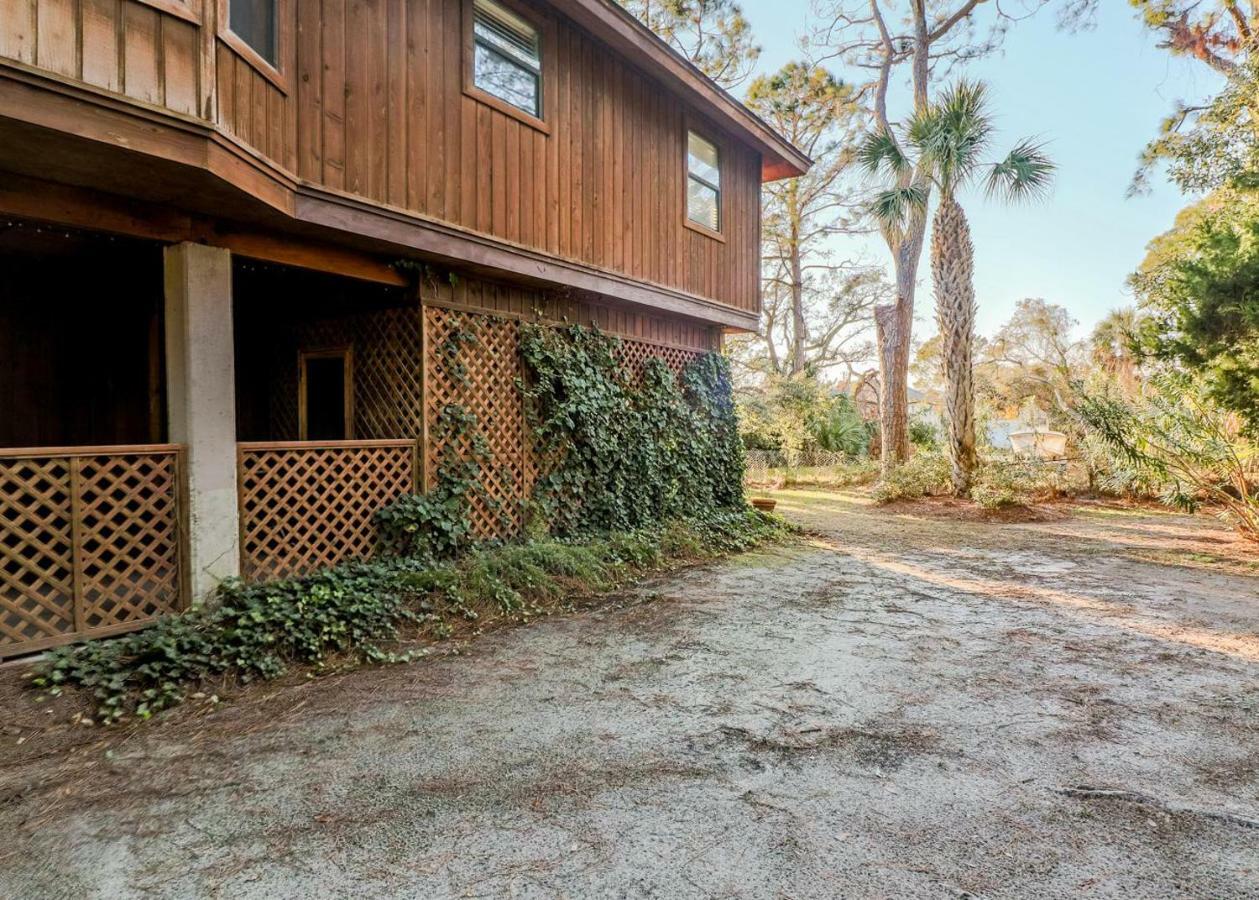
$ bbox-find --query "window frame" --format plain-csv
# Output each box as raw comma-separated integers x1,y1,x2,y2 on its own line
298,347,355,441
218,0,289,93
683,126,725,242
462,0,554,134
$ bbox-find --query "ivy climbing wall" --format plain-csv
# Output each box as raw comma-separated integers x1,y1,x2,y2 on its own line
419,271,719,539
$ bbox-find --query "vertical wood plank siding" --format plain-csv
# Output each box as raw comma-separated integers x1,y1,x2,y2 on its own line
0,0,762,313
295,0,762,312
2,0,204,116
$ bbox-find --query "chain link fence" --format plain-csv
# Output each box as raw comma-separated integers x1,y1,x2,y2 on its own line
744,449,875,487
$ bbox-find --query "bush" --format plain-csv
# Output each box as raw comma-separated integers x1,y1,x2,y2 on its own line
744,452,880,490
375,490,475,561
971,462,1068,509
32,510,791,723
872,451,952,502
909,417,940,450
874,453,1074,508
1076,371,1259,540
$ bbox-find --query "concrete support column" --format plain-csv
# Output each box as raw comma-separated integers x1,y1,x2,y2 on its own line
164,242,240,603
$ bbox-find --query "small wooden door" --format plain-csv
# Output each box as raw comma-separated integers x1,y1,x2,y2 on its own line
299,348,354,440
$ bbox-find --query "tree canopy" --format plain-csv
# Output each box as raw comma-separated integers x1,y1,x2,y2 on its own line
737,62,884,380
617,0,760,89
1132,190,1259,434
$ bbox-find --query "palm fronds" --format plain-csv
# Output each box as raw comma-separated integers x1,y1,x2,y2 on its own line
868,184,928,230
909,80,994,193
985,139,1057,203
856,129,910,180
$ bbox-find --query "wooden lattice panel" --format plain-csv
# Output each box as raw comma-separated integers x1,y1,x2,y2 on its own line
267,305,424,442
0,446,186,658
238,440,416,582
423,307,527,538
350,307,424,440
616,340,705,383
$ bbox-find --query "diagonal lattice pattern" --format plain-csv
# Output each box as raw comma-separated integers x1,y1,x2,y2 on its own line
422,309,709,540
238,441,417,582
423,307,528,538
268,305,424,443
616,339,704,384
0,447,185,658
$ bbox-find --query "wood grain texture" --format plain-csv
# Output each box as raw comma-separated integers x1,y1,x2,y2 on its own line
1,0,203,115
0,0,764,315
258,0,761,312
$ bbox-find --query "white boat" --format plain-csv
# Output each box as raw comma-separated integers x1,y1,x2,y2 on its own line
1008,429,1068,459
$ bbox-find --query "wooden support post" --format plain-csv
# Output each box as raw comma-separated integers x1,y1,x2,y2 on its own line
164,242,240,603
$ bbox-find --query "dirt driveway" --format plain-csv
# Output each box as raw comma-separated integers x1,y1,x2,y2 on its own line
2,491,1258,898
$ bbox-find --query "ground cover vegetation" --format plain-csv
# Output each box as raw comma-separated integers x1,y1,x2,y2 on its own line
32,326,784,723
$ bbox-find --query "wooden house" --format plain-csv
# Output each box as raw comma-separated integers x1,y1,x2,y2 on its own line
0,0,809,656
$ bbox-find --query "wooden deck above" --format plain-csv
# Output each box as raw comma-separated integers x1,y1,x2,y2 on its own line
0,0,807,329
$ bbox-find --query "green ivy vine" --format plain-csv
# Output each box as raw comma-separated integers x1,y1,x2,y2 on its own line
519,323,745,535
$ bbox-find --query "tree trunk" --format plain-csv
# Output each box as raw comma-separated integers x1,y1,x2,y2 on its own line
875,219,926,472
789,217,806,375
931,194,977,496
875,301,909,472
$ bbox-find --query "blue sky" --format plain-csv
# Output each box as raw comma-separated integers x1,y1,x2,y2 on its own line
733,0,1221,339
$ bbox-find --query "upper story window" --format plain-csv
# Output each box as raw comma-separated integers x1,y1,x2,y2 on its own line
686,131,721,233
229,0,278,66
472,0,542,118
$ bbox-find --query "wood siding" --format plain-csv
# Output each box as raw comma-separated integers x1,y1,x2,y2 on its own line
0,0,206,116
0,0,763,315
421,269,721,351
285,0,761,312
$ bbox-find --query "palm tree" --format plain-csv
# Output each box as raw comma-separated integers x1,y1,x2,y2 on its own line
860,81,1055,496
1090,307,1141,396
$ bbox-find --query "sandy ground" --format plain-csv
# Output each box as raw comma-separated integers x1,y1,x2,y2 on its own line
2,490,1258,898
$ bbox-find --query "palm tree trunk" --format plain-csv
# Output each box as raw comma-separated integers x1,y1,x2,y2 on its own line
931,194,977,496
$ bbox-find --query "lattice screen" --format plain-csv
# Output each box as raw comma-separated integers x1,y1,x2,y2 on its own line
421,307,712,540
237,441,417,582
268,305,423,442
423,306,529,538
616,339,705,383
0,447,185,657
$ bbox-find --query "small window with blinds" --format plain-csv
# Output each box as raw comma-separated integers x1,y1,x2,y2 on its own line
687,131,721,233
472,0,543,118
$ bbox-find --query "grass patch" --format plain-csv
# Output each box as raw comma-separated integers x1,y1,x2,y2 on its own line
30,508,791,724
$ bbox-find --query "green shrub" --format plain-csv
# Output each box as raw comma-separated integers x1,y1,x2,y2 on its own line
909,417,940,450
971,461,1068,509
32,510,790,723
872,452,952,502
375,491,475,561
875,452,1079,509
1077,371,1259,540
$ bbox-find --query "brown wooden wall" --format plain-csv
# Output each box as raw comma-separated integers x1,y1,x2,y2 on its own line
284,0,762,313
0,0,763,316
0,0,206,116
421,272,722,352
